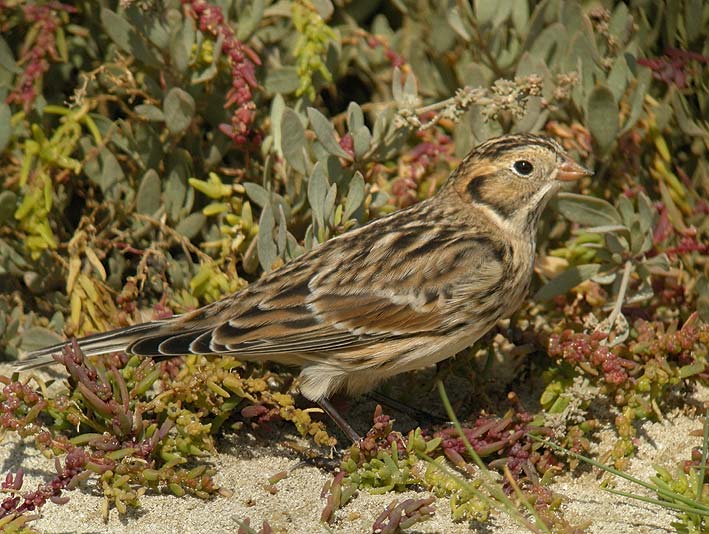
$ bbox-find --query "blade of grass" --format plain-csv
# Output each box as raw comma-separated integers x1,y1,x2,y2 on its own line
603,487,709,516
696,408,709,501
533,436,709,513
436,380,551,534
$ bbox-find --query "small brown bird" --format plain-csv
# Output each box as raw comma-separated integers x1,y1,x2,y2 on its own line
18,133,591,439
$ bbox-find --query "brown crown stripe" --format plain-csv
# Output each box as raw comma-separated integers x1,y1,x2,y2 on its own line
475,134,563,160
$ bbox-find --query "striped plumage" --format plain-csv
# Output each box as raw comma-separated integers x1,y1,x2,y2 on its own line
18,133,591,402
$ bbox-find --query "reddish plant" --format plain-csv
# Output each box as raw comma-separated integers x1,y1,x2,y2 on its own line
638,47,709,88
182,0,261,146
3,1,76,111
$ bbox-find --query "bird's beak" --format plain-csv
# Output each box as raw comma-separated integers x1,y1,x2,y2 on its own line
557,157,593,182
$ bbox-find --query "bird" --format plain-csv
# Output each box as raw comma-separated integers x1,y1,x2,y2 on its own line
17,133,591,440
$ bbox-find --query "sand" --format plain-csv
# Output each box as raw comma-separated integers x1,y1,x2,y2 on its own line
1,362,704,533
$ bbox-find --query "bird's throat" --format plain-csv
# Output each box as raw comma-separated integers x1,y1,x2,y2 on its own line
465,175,557,235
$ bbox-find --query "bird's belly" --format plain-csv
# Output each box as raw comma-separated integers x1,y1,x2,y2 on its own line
381,324,489,376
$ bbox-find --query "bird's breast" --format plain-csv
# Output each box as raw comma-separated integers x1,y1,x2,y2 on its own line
452,239,535,327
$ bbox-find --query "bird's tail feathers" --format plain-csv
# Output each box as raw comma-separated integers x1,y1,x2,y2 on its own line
14,321,171,371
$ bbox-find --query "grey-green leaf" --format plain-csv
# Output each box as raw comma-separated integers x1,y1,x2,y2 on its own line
163,88,195,135
98,149,124,194
281,108,307,174
312,0,334,19
0,36,20,73
324,182,337,225
264,67,300,95
19,327,64,353
0,103,11,152
352,126,372,160
344,172,365,221
617,195,635,227
276,204,288,256
346,102,364,131
257,203,278,272
137,169,162,214
474,0,496,24
100,8,161,68
586,85,619,153
243,182,270,208
170,16,194,73
175,212,206,240
164,150,191,221
308,162,328,230
637,192,654,235
135,104,165,122
534,264,602,301
605,233,628,255
447,6,471,40
0,190,17,225
557,192,622,226
307,107,352,160
620,68,650,135
270,94,285,158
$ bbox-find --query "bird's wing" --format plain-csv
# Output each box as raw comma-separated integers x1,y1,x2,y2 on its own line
134,220,508,360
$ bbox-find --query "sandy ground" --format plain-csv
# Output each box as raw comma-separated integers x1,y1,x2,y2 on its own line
1,362,705,534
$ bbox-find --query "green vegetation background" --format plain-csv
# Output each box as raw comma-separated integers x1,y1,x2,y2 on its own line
0,0,707,531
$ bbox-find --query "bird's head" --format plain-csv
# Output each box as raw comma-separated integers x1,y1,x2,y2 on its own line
447,133,592,233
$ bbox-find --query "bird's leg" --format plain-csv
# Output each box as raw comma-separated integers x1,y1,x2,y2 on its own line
317,398,361,443
366,391,446,426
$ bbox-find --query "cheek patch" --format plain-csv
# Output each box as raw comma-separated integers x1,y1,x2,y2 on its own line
466,175,532,219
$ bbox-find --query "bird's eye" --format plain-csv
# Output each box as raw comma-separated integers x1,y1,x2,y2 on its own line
513,160,534,176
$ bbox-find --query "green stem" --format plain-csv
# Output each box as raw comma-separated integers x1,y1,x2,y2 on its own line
604,260,633,335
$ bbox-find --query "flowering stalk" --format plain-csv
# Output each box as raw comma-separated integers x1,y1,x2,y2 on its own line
182,0,261,145
3,1,76,112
